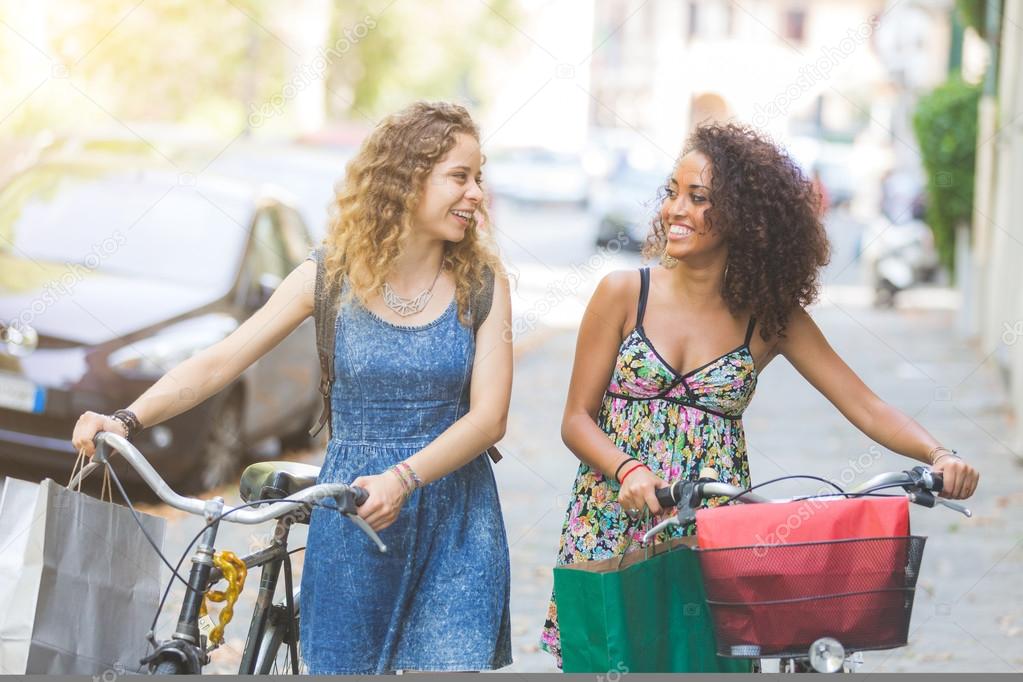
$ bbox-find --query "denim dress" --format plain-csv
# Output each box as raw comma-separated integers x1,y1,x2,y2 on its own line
299,285,512,674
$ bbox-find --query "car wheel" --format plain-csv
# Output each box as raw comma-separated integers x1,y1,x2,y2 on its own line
198,390,245,491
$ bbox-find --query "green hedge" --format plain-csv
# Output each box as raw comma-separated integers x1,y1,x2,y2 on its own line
912,75,981,272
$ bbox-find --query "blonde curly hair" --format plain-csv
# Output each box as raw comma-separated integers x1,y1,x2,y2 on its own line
322,101,504,326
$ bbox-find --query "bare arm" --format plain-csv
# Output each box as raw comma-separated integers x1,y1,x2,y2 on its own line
560,271,667,514
778,307,979,499
73,260,315,456
404,273,513,482
561,271,634,477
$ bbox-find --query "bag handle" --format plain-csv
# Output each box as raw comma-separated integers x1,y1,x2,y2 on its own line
68,447,114,502
616,511,670,569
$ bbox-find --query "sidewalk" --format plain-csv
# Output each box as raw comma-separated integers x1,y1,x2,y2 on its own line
497,283,1023,673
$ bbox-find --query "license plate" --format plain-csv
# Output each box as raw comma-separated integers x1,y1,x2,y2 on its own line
0,372,47,413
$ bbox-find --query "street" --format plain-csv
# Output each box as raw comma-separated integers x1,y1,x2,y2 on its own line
2,1,1020,675
126,202,1023,673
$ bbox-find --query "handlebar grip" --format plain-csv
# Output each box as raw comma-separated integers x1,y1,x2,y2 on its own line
352,486,369,507
655,485,676,510
929,471,943,493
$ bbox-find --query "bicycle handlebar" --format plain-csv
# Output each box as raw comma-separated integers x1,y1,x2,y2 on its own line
644,466,969,544
74,431,369,526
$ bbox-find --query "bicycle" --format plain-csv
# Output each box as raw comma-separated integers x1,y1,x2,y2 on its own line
69,431,386,674
643,466,972,673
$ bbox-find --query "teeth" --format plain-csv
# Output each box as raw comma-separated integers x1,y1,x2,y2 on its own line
669,224,693,236
452,210,472,220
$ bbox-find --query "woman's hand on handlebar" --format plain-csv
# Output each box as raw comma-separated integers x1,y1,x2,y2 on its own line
931,456,979,500
617,465,667,517
71,412,126,459
351,470,408,531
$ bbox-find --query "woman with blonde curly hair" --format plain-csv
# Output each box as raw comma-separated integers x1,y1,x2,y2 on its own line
72,101,513,673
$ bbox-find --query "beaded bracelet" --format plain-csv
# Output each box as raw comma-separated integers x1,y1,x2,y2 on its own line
397,461,423,489
110,409,143,441
389,466,413,499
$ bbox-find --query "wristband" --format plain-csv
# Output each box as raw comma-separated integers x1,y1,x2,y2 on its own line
614,457,636,483
111,409,143,441
397,461,423,489
388,466,413,500
618,463,647,485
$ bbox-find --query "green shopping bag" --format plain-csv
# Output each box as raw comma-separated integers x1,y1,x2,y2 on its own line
554,535,751,673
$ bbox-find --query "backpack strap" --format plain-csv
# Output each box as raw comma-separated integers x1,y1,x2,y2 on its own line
470,264,496,333
308,246,343,438
471,264,502,464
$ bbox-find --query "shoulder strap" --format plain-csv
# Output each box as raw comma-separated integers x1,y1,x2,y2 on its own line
470,264,496,334
636,268,650,328
309,246,343,438
743,315,757,346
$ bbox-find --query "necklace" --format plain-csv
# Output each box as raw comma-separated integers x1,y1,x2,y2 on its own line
382,263,444,317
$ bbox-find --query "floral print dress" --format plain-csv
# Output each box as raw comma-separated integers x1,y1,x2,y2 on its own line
540,267,759,666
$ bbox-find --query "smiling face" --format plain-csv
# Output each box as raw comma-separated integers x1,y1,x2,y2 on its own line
660,151,726,261
411,132,484,244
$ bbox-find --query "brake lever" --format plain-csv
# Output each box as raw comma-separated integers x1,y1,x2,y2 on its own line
936,498,972,517
345,513,388,553
642,516,679,544
905,479,972,518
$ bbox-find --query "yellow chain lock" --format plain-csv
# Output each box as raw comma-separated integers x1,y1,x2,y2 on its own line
200,550,247,646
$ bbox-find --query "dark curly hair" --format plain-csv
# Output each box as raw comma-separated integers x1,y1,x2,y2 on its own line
642,122,830,341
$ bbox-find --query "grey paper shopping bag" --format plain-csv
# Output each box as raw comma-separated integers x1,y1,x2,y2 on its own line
0,477,45,674
0,477,166,674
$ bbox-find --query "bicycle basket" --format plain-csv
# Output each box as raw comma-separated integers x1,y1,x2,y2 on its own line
696,535,927,658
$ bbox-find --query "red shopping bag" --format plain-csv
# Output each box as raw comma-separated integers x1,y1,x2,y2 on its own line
693,498,917,656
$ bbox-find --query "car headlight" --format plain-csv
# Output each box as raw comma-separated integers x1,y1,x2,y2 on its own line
108,313,239,378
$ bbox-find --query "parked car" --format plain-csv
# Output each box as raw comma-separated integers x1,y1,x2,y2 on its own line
592,165,666,250
0,154,322,492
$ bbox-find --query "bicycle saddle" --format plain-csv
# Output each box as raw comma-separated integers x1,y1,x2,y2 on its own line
239,461,321,503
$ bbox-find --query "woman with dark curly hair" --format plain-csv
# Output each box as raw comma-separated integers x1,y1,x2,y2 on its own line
539,122,979,668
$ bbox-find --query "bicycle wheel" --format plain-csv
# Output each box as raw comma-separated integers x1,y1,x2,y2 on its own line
253,588,303,674
152,660,182,675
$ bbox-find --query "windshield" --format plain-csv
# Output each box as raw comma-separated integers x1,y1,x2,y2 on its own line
0,165,250,290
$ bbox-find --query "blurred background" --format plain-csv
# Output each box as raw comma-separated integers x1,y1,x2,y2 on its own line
1,0,1021,674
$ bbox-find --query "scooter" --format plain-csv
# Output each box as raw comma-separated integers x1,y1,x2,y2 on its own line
861,216,940,308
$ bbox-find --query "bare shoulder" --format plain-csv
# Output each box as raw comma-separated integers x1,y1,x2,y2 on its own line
589,269,641,335
775,305,820,355
594,269,640,305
